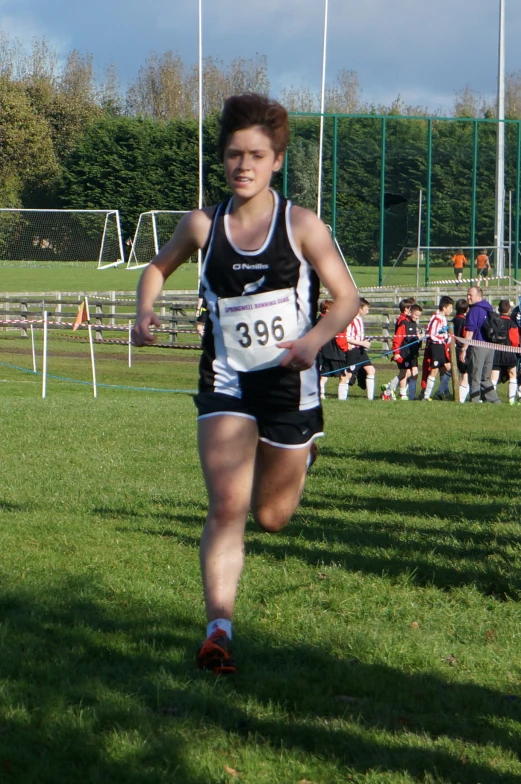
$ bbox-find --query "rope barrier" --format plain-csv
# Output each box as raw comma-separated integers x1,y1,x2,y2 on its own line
0,359,197,395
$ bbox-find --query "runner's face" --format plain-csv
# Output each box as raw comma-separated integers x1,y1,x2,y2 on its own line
224,127,284,199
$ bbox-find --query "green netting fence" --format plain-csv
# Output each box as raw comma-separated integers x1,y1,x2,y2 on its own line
284,113,521,287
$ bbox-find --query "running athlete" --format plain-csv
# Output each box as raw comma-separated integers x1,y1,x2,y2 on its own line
451,250,467,287
475,250,491,288
132,93,359,674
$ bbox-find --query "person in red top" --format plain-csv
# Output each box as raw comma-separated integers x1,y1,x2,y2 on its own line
423,296,454,400
491,299,520,404
336,297,375,400
381,297,415,400
475,250,491,288
392,303,423,400
451,250,467,287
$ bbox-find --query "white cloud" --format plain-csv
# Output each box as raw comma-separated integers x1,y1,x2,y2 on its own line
0,0,520,112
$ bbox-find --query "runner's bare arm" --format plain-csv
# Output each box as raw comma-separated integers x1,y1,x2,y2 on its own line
133,209,212,346
278,206,359,368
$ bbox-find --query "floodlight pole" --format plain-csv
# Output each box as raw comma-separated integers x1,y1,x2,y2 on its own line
317,0,329,219
197,0,203,283
495,0,506,277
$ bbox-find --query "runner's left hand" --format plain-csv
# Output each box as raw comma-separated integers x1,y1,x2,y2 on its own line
278,335,318,371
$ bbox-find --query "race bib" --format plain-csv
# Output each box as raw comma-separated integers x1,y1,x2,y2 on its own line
219,288,299,372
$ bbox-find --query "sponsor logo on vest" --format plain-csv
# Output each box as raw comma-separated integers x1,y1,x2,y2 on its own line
233,263,269,270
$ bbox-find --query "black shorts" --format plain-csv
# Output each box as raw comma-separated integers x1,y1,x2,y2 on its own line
454,268,464,277
493,350,516,370
429,343,449,368
194,392,324,448
478,267,489,277
343,348,362,372
456,359,468,375
395,357,418,370
319,356,345,378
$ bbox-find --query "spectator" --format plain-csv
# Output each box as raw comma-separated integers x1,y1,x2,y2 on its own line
452,298,470,403
423,296,454,401
460,286,501,404
490,299,519,404
392,302,423,400
336,297,376,400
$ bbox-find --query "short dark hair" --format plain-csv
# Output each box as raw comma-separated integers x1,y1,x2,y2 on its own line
399,297,415,313
498,299,511,315
455,298,468,315
410,303,423,313
359,297,370,307
439,296,454,310
217,93,289,161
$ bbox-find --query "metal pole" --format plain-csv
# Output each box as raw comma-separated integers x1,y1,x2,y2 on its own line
495,0,506,277
470,119,478,279
197,0,203,283
509,190,513,277
316,0,328,218
332,115,338,238
514,121,521,280
426,119,433,285
416,189,423,289
378,117,386,287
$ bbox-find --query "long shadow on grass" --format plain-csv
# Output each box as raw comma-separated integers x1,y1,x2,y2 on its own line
0,580,520,783
124,513,521,602
317,445,521,500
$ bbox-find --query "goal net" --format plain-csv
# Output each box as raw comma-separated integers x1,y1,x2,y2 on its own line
0,209,125,270
126,211,189,270
382,245,512,288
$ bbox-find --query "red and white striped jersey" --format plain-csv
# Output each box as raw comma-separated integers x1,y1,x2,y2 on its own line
426,312,448,344
336,315,364,352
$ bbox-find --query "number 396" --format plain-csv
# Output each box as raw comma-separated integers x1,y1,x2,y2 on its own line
236,316,284,347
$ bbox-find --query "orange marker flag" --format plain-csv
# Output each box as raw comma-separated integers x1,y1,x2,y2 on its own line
72,298,90,331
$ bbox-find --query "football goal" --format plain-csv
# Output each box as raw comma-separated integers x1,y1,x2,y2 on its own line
0,209,125,269
126,211,189,270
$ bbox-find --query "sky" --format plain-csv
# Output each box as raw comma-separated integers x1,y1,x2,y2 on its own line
1,0,521,113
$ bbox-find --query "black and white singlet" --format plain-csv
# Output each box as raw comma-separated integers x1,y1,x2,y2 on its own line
198,191,321,411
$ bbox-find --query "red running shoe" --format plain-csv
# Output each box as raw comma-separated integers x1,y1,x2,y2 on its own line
196,629,236,674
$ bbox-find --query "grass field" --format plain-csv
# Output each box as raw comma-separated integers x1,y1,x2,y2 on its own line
1,335,521,783
0,259,484,294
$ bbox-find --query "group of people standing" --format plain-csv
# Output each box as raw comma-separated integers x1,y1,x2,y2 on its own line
319,286,521,405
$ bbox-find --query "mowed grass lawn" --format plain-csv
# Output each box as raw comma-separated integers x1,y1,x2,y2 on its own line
0,259,472,293
1,341,521,783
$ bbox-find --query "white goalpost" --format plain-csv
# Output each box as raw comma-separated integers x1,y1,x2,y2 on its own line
0,209,125,270
126,210,189,270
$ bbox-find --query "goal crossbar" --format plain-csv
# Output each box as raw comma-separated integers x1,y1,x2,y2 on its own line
126,211,189,270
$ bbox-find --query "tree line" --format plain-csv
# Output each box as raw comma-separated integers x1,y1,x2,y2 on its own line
1,34,521,264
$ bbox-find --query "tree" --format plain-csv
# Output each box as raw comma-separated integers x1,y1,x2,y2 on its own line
0,77,58,206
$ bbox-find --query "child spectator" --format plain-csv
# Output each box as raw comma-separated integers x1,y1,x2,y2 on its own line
381,297,416,400
491,299,520,404
336,297,375,400
452,298,469,403
451,249,467,287
423,296,454,400
318,299,348,398
392,303,423,400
